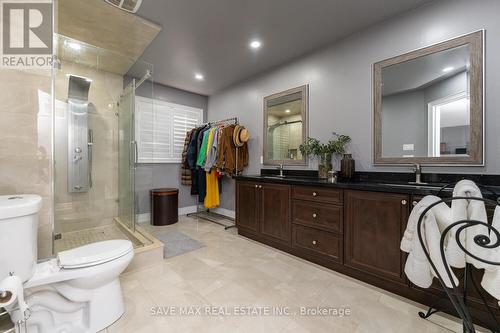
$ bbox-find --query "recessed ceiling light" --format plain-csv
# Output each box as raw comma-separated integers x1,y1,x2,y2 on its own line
285,109,291,113
249,40,262,49
195,73,204,81
442,66,454,73
67,41,81,51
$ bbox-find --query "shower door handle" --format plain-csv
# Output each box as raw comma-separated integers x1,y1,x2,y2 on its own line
88,129,93,188
130,141,138,167
134,141,138,164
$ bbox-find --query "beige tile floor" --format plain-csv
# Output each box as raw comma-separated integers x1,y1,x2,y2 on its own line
97,215,477,333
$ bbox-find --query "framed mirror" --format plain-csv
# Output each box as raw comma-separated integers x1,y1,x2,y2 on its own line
373,30,484,165
263,85,308,165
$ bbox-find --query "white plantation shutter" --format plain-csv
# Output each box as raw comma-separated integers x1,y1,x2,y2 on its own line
135,96,203,163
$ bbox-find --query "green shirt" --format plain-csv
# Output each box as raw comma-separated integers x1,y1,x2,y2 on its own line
197,129,211,167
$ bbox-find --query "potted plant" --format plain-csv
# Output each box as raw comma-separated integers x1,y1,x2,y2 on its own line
299,133,351,178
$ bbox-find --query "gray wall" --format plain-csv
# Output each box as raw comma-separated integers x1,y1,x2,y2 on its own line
208,0,500,210
131,79,208,213
382,91,427,157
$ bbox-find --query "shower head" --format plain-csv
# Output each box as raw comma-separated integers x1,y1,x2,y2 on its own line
68,75,91,102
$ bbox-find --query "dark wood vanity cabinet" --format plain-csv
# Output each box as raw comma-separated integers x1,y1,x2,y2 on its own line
235,181,260,232
344,190,409,285
291,186,344,264
236,181,291,246
259,183,291,245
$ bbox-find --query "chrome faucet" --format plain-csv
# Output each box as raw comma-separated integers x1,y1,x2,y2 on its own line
412,163,424,184
277,164,284,177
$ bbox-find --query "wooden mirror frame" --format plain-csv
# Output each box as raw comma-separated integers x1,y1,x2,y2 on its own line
373,30,484,165
263,84,309,166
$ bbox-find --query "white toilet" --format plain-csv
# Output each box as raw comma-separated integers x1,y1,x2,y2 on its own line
0,195,134,333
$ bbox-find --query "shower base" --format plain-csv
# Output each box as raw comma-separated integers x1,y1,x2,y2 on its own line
54,218,164,272
54,223,142,252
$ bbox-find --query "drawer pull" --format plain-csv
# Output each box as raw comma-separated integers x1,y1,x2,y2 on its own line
255,185,258,188
259,185,263,189
312,240,317,245
312,213,317,218
312,192,317,197
401,200,407,205
412,200,418,206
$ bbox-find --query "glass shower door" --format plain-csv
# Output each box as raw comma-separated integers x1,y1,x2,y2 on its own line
118,80,136,231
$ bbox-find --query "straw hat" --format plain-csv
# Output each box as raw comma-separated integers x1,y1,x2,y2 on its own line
233,125,245,147
239,128,250,143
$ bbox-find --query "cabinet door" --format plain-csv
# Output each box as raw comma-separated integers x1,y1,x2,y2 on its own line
345,190,409,284
236,182,259,232
260,183,291,245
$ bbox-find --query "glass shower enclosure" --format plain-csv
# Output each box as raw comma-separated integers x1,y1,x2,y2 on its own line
52,34,153,253
118,79,136,232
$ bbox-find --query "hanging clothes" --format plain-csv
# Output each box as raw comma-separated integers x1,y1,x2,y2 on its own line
187,126,205,195
215,125,249,175
204,127,219,171
198,126,213,202
197,129,211,167
204,171,220,209
180,128,195,186
181,119,248,208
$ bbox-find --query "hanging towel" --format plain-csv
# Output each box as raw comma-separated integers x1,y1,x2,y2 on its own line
204,171,220,209
446,180,489,269
401,195,457,288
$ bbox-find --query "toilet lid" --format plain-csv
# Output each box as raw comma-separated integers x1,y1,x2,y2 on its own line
57,240,133,269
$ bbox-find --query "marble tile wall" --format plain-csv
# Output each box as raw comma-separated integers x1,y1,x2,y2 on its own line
0,68,53,258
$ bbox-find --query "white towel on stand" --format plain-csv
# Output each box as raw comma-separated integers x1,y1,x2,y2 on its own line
401,195,457,288
480,205,500,304
447,180,489,269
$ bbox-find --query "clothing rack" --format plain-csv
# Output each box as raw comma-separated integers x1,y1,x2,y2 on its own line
187,117,239,230
415,183,500,332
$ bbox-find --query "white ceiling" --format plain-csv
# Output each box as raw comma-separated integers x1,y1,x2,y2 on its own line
382,44,470,96
132,0,434,96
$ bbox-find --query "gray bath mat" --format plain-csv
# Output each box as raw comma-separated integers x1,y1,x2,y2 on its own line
156,231,205,258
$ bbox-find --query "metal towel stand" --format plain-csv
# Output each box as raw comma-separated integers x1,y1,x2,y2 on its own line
416,182,500,332
187,117,241,230
0,307,29,333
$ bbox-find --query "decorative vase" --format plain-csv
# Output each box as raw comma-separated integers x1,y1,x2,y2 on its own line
318,153,333,179
340,153,355,180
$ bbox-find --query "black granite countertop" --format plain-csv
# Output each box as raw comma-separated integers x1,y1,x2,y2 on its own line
234,170,500,200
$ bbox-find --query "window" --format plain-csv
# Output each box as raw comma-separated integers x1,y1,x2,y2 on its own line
135,96,203,163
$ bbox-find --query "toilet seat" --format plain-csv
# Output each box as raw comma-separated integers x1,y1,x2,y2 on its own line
58,239,133,269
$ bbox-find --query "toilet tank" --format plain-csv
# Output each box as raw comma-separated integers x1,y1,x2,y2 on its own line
0,195,42,282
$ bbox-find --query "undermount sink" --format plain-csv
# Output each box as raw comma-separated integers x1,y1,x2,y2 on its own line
378,182,445,190
261,175,289,179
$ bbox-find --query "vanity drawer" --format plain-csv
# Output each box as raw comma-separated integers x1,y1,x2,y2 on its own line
292,225,342,263
292,200,342,233
292,186,343,204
